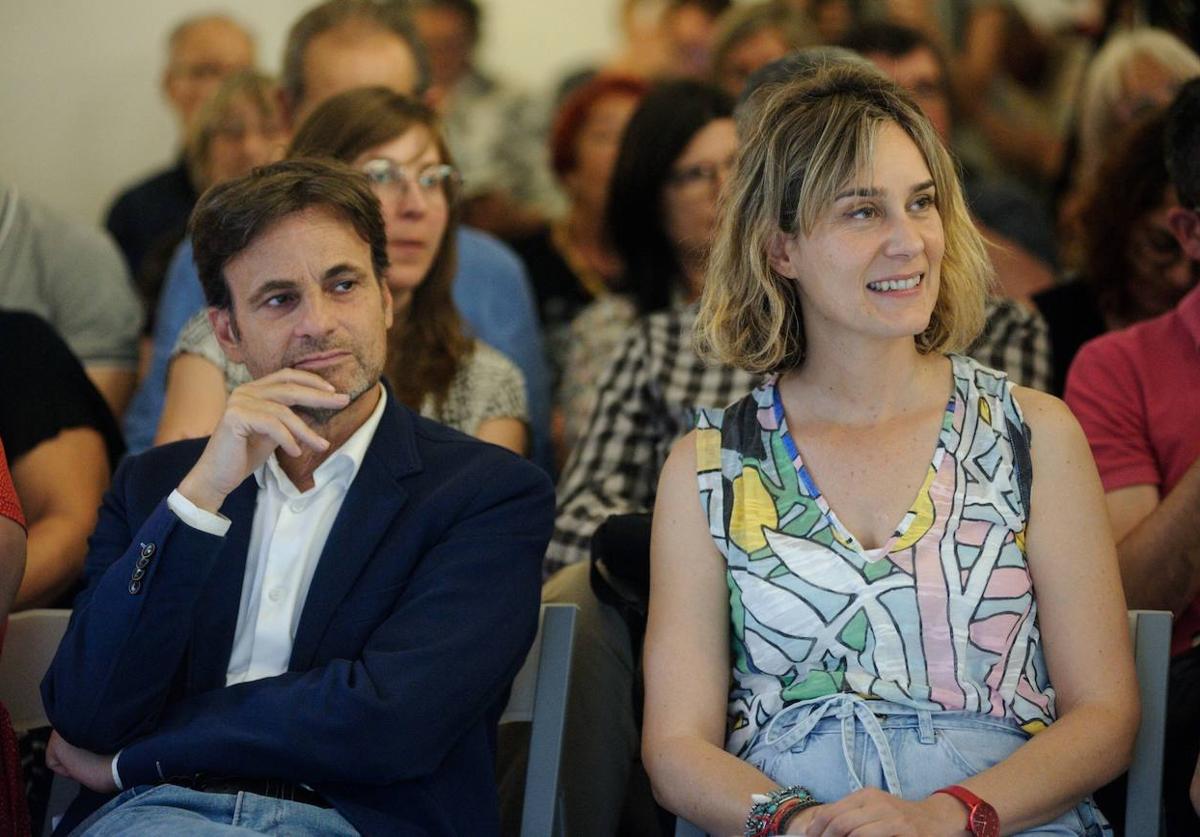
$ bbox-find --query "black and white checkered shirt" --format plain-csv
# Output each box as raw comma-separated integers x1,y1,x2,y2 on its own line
546,298,1051,573
969,297,1052,395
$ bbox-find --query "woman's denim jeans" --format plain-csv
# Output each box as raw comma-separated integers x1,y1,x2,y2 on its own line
742,693,1110,836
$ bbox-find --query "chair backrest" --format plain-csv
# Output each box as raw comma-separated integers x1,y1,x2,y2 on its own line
1125,609,1171,837
500,603,577,837
0,609,71,733
675,610,1174,837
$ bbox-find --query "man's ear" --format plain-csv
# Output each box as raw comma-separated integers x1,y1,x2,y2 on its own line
209,306,245,364
1167,207,1200,264
161,67,179,110
767,230,800,279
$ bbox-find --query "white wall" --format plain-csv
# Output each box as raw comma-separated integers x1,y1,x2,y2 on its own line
0,0,618,226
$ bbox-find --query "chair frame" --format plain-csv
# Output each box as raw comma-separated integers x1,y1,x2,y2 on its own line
1125,609,1170,836
501,602,577,837
0,609,77,837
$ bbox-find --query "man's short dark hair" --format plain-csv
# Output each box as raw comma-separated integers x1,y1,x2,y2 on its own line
189,158,390,310
414,0,482,44
1166,78,1200,210
282,0,430,108
839,21,950,83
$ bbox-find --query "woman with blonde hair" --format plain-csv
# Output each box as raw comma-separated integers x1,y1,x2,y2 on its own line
642,62,1137,835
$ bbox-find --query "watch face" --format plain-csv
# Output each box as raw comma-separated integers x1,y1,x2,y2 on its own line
969,802,1000,837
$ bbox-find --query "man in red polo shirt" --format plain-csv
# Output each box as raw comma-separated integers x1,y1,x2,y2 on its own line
1065,78,1200,833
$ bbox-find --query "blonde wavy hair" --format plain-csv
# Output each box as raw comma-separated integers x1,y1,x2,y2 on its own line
696,62,992,374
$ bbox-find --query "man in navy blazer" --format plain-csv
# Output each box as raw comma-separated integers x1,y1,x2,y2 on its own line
40,158,553,836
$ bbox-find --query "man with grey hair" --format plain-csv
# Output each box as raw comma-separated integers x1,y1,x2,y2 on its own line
105,14,255,287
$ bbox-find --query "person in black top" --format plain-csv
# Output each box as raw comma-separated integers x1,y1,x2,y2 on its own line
0,310,123,609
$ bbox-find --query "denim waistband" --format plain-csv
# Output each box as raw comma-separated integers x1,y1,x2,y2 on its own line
759,693,939,798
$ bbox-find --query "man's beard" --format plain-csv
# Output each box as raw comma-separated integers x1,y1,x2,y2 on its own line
293,378,376,426
282,336,381,426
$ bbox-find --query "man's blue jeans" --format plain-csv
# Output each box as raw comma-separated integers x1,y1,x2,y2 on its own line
71,784,360,836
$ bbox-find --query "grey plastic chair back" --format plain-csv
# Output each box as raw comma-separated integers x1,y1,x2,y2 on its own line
501,603,577,837
676,610,1173,837
0,609,71,732
0,609,78,836
1126,609,1170,837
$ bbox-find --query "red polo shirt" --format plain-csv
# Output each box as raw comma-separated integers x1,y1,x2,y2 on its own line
1065,283,1200,655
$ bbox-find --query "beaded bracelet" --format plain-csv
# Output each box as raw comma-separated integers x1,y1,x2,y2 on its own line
745,785,819,837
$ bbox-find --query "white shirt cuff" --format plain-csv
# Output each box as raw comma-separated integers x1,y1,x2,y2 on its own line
167,489,232,537
111,750,123,791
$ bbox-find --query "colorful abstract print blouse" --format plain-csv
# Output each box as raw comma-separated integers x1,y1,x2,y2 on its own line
695,354,1056,759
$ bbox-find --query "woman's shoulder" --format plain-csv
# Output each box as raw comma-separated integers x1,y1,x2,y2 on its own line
692,377,779,477
175,309,215,350
1007,385,1081,447
695,376,775,430
951,352,1069,427
463,340,525,382
442,340,529,426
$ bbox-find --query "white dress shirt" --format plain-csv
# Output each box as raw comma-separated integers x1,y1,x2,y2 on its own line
167,386,387,684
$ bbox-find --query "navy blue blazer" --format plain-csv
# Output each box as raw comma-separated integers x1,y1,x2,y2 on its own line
42,391,554,836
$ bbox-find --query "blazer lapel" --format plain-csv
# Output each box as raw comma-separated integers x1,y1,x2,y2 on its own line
188,477,258,693
289,391,421,670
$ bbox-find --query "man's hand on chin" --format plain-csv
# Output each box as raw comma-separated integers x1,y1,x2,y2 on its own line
46,730,118,793
177,368,350,513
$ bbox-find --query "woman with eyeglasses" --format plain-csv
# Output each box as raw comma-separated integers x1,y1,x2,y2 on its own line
558,79,736,454
157,87,528,455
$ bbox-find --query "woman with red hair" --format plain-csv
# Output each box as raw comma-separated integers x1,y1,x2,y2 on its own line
510,75,648,444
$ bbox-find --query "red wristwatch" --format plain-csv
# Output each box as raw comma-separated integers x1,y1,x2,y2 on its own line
933,785,1000,837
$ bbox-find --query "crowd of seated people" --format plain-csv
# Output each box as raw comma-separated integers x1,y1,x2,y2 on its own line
3,1,1200,835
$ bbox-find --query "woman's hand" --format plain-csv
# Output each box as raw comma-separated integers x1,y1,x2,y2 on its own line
786,789,968,836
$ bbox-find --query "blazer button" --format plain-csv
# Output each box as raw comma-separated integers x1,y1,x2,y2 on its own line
131,567,145,582
140,542,156,560
136,556,151,570
128,579,142,594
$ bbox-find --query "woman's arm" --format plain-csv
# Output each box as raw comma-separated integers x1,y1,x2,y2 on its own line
155,353,229,445
474,417,528,456
972,389,1139,827
12,427,110,610
642,432,784,832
